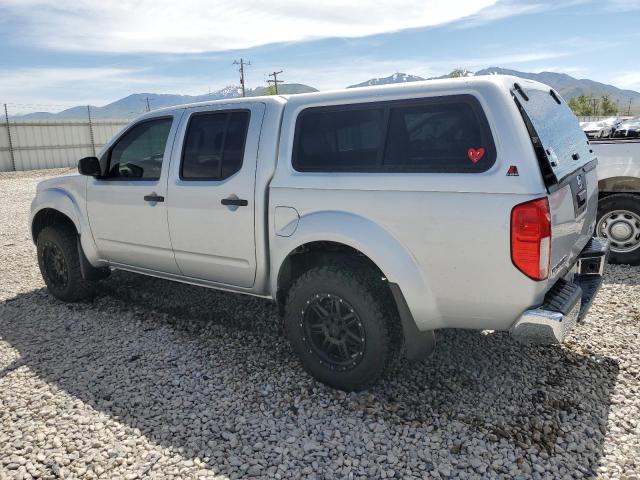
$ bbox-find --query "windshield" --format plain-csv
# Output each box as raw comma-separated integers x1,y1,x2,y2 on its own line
515,85,596,184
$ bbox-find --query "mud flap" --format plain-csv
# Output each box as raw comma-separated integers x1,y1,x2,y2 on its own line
388,282,435,362
77,236,110,281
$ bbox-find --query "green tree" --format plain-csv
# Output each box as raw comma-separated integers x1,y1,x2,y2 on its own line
265,84,277,95
568,95,594,116
600,95,617,116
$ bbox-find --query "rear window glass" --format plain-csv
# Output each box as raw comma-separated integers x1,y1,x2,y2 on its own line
384,101,493,172
515,86,595,183
181,110,250,180
292,95,496,173
294,108,385,170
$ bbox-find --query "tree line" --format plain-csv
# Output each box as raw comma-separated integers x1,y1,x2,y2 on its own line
568,94,618,116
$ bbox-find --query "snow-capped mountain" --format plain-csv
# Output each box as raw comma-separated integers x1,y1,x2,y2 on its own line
347,73,426,89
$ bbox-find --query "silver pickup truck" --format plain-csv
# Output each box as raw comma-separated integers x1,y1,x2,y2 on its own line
30,76,608,391
592,139,640,265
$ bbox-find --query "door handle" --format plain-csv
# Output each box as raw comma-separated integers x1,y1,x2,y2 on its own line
221,197,248,207
144,194,164,202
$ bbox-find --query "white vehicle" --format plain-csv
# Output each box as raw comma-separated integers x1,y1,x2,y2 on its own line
31,76,608,391
592,139,640,264
581,120,613,139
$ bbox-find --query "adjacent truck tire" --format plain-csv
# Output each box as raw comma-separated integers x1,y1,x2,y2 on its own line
284,264,400,391
37,225,96,301
597,193,640,266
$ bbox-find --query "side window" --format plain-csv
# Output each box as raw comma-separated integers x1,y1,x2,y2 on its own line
293,108,385,170
107,118,173,180
181,110,250,180
292,95,495,173
384,100,493,172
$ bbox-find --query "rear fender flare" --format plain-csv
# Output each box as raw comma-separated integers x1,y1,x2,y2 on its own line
270,211,441,330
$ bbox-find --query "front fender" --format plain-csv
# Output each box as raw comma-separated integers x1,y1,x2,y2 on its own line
30,188,103,266
270,211,441,331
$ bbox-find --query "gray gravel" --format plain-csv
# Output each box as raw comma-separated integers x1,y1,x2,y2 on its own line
0,168,639,479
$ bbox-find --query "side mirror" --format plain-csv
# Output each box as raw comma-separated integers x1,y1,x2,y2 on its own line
78,156,101,177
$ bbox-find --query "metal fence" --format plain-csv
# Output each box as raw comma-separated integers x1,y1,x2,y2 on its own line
0,118,129,172
577,115,635,122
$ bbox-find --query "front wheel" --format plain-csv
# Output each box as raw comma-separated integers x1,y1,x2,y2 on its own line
37,226,95,301
284,264,400,391
596,193,640,265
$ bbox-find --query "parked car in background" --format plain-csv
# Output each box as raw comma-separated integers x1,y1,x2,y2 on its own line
592,139,640,265
581,120,614,139
612,119,640,138
30,75,608,391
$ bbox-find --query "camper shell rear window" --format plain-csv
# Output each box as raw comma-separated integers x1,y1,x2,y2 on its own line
513,84,596,186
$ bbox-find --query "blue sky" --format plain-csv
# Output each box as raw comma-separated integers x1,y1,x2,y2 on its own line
0,0,639,113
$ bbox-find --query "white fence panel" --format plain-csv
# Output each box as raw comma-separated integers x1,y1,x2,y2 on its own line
0,119,129,172
0,124,12,171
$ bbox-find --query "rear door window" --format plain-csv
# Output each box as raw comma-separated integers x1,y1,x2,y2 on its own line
292,95,495,173
514,85,595,184
181,110,250,180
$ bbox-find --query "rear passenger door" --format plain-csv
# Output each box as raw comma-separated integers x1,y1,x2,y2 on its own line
166,103,265,287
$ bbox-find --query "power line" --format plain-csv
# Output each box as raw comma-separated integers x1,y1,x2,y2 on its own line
232,58,251,97
267,70,284,95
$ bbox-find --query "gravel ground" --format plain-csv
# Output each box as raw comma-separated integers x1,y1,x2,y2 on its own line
0,168,638,479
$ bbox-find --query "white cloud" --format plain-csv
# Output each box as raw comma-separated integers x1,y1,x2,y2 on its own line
613,71,640,91
0,67,217,111
606,0,640,11
0,0,499,53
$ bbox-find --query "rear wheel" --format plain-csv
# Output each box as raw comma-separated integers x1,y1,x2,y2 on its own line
37,226,95,301
597,193,640,265
284,264,400,391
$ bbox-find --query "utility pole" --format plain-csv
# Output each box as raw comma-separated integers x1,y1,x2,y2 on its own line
87,105,96,156
591,98,598,116
628,99,632,116
267,70,284,95
145,97,151,112
233,58,251,97
3,104,15,171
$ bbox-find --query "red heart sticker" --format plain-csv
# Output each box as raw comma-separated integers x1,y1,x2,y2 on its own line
467,147,485,164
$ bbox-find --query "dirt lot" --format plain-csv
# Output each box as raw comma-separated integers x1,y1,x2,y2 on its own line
0,169,638,479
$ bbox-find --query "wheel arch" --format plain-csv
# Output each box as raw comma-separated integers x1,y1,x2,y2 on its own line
270,211,441,332
31,188,103,266
598,176,640,195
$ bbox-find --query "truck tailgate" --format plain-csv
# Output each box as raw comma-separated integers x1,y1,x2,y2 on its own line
513,81,599,280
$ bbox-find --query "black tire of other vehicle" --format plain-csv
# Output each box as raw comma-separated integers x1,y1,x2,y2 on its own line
37,225,95,301
284,264,400,391
597,193,640,265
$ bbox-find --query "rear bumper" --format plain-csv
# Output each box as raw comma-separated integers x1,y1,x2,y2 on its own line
510,237,609,344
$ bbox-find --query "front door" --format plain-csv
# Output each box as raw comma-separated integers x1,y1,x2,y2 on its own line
87,113,183,274
166,103,264,287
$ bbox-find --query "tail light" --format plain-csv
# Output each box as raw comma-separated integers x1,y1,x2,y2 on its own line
511,198,551,281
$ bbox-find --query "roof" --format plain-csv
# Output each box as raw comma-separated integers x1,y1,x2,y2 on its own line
148,74,549,116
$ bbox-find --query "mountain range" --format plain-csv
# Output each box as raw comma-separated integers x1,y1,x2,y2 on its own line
20,83,318,120
19,68,640,119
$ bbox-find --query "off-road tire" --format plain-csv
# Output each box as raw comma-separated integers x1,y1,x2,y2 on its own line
597,193,640,265
37,225,94,301
284,264,400,391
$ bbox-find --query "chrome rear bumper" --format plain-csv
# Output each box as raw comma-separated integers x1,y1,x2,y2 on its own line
510,237,609,344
